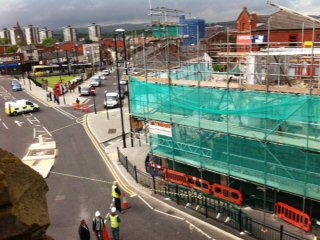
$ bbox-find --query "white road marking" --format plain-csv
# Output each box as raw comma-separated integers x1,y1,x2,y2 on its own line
53,107,76,119
2,122,8,129
14,120,24,127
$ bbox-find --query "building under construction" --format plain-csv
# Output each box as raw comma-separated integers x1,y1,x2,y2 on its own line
128,4,320,235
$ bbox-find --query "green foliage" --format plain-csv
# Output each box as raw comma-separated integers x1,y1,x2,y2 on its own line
42,38,58,47
36,76,77,88
213,64,223,72
7,46,18,53
0,38,10,44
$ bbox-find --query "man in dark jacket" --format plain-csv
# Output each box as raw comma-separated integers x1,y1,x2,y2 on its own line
78,219,90,240
92,211,104,240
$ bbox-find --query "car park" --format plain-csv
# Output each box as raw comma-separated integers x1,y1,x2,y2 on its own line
80,86,96,96
5,99,40,116
11,80,22,91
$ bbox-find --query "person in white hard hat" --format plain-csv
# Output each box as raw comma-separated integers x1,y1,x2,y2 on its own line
92,211,104,240
109,207,120,240
111,181,122,212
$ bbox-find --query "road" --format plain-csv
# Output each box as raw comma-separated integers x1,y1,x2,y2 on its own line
0,73,245,240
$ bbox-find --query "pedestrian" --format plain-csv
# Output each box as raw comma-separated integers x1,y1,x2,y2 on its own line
76,98,80,105
109,207,120,240
48,91,52,101
78,219,90,240
78,86,81,93
92,211,104,240
112,181,122,213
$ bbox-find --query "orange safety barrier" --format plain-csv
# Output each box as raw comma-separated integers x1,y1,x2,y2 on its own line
82,104,90,112
211,184,243,206
163,169,189,187
187,176,211,195
73,103,80,110
275,202,311,232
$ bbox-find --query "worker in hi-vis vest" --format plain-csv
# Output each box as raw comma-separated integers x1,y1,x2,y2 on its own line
109,207,120,240
112,181,122,212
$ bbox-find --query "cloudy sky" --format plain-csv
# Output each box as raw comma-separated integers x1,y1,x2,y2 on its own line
0,0,319,30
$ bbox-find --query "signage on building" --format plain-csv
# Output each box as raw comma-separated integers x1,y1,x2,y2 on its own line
252,35,267,44
237,35,251,45
149,121,172,137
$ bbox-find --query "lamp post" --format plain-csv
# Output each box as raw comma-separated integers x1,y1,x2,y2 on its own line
114,31,127,148
55,43,65,104
115,28,134,147
28,44,33,90
55,43,62,81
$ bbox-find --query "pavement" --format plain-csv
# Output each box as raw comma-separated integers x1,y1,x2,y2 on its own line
20,75,317,240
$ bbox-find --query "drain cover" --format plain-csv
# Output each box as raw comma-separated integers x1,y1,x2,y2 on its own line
108,129,116,134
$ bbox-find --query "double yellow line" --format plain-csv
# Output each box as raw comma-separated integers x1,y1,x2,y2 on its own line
83,114,135,196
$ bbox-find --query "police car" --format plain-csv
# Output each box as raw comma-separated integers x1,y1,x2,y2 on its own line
5,99,40,116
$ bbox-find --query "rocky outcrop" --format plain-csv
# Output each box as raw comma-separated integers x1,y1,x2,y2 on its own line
0,148,51,240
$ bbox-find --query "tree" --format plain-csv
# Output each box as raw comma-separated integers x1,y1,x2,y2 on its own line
42,38,58,47
0,38,10,44
7,45,18,53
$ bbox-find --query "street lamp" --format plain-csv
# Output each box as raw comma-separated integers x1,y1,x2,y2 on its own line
114,31,127,148
115,28,134,147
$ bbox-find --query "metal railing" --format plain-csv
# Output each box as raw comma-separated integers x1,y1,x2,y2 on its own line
117,147,308,240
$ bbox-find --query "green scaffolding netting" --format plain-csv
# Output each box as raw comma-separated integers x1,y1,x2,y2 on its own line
130,76,320,200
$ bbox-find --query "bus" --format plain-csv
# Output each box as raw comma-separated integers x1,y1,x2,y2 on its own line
32,63,92,77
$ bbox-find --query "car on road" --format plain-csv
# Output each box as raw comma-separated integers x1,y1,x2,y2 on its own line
90,76,102,87
5,99,40,116
11,80,22,91
104,92,119,108
80,86,96,96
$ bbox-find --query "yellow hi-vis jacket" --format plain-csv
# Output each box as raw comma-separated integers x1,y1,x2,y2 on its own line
112,185,120,198
109,215,119,228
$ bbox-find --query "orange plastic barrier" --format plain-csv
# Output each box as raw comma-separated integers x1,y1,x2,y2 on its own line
73,103,80,110
82,104,90,112
187,176,211,195
275,202,311,232
211,184,243,206
163,169,188,187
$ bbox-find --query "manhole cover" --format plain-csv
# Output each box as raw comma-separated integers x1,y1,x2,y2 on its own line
108,129,116,134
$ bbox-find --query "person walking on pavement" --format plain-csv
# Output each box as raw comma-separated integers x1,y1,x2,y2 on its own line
109,207,120,240
92,211,105,240
78,86,81,93
112,181,122,213
78,219,90,240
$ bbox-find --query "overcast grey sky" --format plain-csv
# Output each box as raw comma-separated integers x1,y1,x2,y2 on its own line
0,0,319,30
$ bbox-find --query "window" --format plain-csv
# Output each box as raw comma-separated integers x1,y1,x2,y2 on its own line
289,34,297,47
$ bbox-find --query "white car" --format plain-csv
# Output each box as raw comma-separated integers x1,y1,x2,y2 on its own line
90,76,102,87
104,92,119,108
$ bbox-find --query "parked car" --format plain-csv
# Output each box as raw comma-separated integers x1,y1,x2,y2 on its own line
102,69,111,75
90,77,102,87
11,80,22,91
80,86,96,96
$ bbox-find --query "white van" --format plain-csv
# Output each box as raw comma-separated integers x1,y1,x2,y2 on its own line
104,92,119,108
5,99,40,116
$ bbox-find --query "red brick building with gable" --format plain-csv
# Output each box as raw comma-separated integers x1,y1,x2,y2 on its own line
236,7,320,52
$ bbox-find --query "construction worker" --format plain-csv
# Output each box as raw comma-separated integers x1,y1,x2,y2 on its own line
92,211,104,240
112,181,122,212
109,207,120,240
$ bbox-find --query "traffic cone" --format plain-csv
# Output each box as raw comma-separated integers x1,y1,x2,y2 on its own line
103,225,110,240
122,192,129,210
